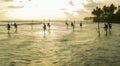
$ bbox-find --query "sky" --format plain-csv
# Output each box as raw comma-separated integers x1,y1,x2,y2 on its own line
0,0,120,20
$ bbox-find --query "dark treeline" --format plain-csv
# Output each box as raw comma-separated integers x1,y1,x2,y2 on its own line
92,4,120,23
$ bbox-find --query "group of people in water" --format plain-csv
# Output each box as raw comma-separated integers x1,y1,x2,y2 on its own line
43,22,82,33
65,21,83,31
7,21,83,34
104,23,112,35
7,22,18,34
6,21,112,36
43,23,51,32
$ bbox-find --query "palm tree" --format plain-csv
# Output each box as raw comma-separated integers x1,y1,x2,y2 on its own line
92,7,103,22
116,6,120,22
103,5,108,14
116,6,120,14
102,5,110,22
92,4,119,23
109,4,117,15
92,7,103,36
102,4,117,23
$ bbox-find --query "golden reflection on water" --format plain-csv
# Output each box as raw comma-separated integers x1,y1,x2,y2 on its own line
36,31,46,35
0,23,120,66
29,30,61,66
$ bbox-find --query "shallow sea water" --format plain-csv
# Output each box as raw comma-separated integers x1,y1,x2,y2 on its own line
0,22,120,66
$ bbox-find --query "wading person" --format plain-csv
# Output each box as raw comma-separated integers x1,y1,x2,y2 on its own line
108,23,112,30
71,22,75,31
47,22,50,30
7,23,11,34
104,23,108,36
14,22,18,32
43,23,46,33
108,23,112,35
65,21,69,29
80,22,82,29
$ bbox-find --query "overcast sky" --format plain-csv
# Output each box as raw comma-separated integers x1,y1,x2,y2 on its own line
0,0,120,20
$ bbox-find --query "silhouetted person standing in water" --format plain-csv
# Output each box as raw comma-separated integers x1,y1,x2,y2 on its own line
108,23,112,35
108,23,112,30
104,23,108,36
43,23,46,33
14,22,18,32
47,23,50,30
7,23,10,34
80,22,82,29
71,22,75,31
65,21,69,29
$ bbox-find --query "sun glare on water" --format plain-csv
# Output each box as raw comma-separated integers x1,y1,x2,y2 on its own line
37,31,47,35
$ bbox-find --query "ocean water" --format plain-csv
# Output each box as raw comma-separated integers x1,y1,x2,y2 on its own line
0,22,120,66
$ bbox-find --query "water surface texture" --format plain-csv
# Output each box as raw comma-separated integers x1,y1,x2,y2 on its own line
0,22,120,66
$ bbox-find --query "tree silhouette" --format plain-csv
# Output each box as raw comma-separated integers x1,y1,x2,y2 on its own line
92,7,103,22
91,4,120,23
116,6,120,14
109,4,117,15
103,5,109,15
92,7,103,17
115,6,120,22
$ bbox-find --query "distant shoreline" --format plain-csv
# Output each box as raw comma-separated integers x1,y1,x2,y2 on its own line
0,20,74,22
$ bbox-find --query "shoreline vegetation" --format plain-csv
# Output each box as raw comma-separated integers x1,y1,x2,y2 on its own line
91,4,120,23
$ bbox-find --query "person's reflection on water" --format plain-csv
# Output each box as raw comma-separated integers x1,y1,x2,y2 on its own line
7,32,11,38
43,32,46,38
48,28,51,35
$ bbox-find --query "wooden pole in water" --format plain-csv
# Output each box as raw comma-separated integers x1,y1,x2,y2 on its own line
98,0,100,36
